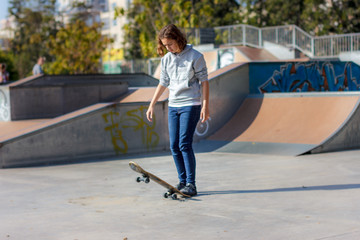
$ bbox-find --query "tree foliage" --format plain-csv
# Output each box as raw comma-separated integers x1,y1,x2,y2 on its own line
47,20,113,74
301,0,360,35
239,0,360,35
115,0,241,59
240,0,267,27
8,0,60,78
7,0,360,76
8,0,112,77
118,0,360,60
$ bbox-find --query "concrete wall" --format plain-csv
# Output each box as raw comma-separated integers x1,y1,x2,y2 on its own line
0,101,169,168
10,82,128,120
18,74,159,87
194,63,249,141
263,41,295,60
0,86,10,121
6,73,160,121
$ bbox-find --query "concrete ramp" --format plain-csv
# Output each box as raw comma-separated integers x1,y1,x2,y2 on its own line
0,96,170,168
201,92,360,155
4,63,360,166
0,63,249,168
234,46,278,61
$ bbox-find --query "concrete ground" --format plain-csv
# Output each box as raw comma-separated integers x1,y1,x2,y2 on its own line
1,149,360,240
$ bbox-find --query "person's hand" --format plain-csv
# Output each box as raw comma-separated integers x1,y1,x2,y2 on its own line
200,106,210,123
146,84,166,122
146,106,154,122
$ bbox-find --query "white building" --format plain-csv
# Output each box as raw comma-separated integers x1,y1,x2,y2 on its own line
0,17,15,51
101,0,130,50
57,0,130,50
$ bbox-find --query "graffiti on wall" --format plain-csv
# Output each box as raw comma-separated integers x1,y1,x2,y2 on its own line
259,62,360,93
102,106,159,154
0,89,10,121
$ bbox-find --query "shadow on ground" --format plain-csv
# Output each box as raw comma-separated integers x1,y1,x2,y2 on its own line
197,183,360,197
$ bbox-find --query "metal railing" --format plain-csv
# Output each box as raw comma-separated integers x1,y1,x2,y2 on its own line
102,58,161,75
210,24,360,59
102,24,360,75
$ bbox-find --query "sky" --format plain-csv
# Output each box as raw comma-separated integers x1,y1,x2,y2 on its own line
0,0,10,20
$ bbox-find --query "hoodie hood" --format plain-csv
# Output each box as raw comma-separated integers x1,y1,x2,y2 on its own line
172,44,193,57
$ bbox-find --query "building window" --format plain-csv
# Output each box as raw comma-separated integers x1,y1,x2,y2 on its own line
102,17,110,30
95,15,101,23
126,0,131,9
99,0,108,12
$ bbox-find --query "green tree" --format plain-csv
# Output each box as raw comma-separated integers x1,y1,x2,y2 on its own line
301,0,360,35
264,0,305,27
338,0,360,33
116,0,241,59
240,0,360,35
8,0,60,78
47,20,113,74
240,0,267,27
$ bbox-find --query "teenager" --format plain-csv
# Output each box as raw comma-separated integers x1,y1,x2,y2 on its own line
146,24,210,196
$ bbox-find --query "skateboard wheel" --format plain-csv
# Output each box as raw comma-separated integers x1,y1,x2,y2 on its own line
136,177,141,182
164,192,169,198
171,194,178,200
144,177,150,184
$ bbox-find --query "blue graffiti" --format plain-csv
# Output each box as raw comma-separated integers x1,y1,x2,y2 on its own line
259,62,360,93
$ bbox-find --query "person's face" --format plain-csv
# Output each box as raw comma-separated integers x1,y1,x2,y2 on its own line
161,38,181,54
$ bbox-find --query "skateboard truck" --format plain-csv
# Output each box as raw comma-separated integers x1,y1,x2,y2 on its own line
136,174,150,184
164,191,180,200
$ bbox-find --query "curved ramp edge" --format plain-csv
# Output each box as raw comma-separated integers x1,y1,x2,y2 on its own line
310,94,360,154
202,92,360,156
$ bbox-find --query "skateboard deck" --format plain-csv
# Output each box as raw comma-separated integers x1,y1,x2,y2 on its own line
129,161,190,200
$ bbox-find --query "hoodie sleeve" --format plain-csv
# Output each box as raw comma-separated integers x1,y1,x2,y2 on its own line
193,54,208,83
159,57,170,87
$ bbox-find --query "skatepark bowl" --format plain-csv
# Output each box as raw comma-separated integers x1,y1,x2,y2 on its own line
1,59,360,239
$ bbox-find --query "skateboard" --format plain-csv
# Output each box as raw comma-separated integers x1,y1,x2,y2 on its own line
129,161,190,200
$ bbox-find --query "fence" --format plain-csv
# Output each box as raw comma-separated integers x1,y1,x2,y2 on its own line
103,58,161,75
212,24,360,58
103,24,360,75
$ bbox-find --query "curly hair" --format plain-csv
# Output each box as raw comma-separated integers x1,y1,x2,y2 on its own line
157,24,187,56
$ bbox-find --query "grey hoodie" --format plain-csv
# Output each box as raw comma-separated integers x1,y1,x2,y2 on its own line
159,44,208,107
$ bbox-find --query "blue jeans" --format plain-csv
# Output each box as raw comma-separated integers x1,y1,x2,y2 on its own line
168,105,201,185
